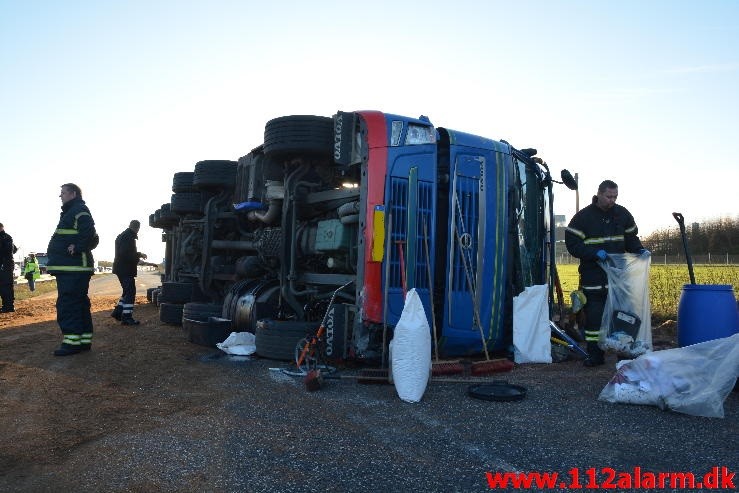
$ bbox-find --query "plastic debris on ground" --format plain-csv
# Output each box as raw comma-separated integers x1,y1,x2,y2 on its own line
601,331,651,358
598,333,739,418
216,332,257,356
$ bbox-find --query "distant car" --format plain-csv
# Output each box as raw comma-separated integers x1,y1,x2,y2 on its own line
13,264,21,279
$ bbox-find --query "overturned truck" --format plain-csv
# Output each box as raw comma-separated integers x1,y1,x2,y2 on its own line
149,111,573,363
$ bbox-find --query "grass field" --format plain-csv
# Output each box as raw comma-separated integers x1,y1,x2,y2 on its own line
556,264,739,321
12,280,58,301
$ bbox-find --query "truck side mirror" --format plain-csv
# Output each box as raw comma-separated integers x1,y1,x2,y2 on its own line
561,170,578,190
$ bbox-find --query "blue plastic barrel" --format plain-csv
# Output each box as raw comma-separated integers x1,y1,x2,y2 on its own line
677,284,739,347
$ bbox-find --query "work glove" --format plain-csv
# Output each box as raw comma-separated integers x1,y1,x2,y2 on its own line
639,248,651,256
595,250,608,261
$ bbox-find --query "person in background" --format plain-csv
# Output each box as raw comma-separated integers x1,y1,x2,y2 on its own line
0,223,15,313
565,180,648,367
23,253,41,292
111,220,147,325
46,183,98,356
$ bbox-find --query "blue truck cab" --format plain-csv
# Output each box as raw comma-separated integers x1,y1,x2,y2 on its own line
344,111,550,357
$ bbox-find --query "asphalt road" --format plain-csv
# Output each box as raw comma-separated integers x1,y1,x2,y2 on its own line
22,269,162,298
86,269,162,296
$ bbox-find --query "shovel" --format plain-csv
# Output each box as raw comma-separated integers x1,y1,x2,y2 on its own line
672,212,696,284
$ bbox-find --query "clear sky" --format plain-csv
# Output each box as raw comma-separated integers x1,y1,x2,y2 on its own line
2,0,738,264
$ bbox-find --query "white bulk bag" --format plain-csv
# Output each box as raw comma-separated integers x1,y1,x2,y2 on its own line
389,289,432,403
513,284,553,364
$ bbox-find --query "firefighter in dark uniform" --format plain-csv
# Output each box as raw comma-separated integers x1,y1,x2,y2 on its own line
565,180,647,367
47,183,98,356
0,223,16,313
111,220,147,325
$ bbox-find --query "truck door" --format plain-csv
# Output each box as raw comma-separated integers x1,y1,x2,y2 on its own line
442,146,510,355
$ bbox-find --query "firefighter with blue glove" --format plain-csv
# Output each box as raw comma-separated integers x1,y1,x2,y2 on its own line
565,180,645,367
46,183,98,356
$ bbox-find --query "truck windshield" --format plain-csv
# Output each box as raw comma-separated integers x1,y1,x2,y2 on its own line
513,157,546,287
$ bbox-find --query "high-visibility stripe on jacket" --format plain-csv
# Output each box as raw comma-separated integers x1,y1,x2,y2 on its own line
565,200,643,287
47,197,97,274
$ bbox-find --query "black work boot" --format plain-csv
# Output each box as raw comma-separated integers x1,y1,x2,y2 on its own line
111,305,123,321
53,343,81,356
121,316,140,326
583,342,605,367
80,343,92,351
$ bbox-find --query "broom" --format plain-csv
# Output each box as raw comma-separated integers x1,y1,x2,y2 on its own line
422,217,466,376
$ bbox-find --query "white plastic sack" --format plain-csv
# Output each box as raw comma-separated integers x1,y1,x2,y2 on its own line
598,333,739,418
389,289,432,403
216,332,256,356
513,284,553,364
598,253,652,358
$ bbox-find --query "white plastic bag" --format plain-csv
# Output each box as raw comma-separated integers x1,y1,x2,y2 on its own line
389,289,432,403
598,333,739,418
216,332,257,356
513,284,552,364
598,253,652,357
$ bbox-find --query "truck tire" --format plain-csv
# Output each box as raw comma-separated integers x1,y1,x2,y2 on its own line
183,317,230,347
193,160,238,190
158,203,180,227
171,192,204,215
146,287,159,303
152,209,162,229
152,288,161,306
255,319,319,361
222,279,281,333
159,302,184,325
263,115,333,158
183,302,224,322
172,171,195,193
160,281,193,304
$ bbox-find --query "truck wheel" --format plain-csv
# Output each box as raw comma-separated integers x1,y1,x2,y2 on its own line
152,288,161,306
158,203,180,227
222,279,281,333
159,302,184,325
152,209,162,228
160,281,193,304
172,171,195,193
171,192,205,215
263,115,333,158
193,160,238,190
146,287,159,302
255,320,319,361
183,302,224,322
183,317,230,347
